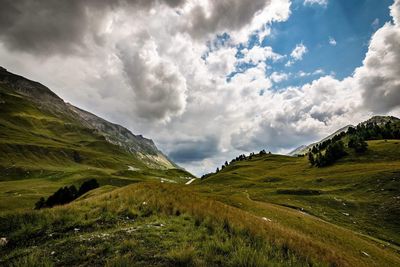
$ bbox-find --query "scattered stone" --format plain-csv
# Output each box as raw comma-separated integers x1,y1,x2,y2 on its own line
0,237,8,246
361,251,370,257
262,217,272,222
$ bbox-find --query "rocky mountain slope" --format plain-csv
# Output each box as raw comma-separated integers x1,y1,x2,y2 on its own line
0,67,193,211
0,66,175,169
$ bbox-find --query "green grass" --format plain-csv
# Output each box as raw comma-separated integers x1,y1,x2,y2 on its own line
0,183,328,267
0,86,193,211
1,83,400,266
198,140,400,249
2,183,399,266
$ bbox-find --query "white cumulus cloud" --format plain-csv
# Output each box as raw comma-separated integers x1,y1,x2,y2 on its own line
290,43,308,61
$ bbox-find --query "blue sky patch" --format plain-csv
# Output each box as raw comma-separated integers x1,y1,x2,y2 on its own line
227,0,394,89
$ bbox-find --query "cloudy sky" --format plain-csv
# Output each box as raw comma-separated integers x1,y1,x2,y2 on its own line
1,0,400,176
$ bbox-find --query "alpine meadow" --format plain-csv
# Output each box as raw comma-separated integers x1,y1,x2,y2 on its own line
1,0,400,266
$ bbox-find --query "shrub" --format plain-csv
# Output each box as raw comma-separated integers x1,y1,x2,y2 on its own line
35,179,99,209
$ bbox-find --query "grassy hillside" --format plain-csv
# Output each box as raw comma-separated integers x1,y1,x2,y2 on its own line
0,84,193,211
1,183,400,267
1,68,399,266
198,140,400,249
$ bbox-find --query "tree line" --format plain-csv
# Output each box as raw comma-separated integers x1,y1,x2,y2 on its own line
308,121,399,167
201,149,271,179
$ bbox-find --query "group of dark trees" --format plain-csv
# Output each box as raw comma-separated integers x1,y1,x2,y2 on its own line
201,149,271,179
308,121,400,167
308,140,347,167
35,179,99,209
349,121,400,140
310,131,347,155
348,135,368,153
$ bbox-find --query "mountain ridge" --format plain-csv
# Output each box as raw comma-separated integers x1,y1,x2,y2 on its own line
289,116,400,156
0,66,175,169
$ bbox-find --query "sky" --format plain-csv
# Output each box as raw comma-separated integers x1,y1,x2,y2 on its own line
1,0,400,176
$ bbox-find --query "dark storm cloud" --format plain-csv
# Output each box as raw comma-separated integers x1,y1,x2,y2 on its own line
0,0,104,54
168,136,219,163
0,0,275,55
116,33,187,121
185,0,271,39
0,0,188,55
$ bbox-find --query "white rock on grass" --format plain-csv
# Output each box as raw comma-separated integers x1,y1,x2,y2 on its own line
262,217,272,222
361,251,370,257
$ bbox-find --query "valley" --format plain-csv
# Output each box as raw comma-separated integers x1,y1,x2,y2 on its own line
1,68,400,266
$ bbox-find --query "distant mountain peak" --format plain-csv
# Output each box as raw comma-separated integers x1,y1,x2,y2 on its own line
360,115,400,126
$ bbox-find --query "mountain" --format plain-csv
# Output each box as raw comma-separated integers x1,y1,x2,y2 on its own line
361,115,400,126
1,114,400,266
289,125,353,156
0,66,174,169
0,67,193,211
289,116,400,156
1,67,400,266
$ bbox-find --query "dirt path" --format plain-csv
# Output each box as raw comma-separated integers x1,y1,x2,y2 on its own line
185,179,196,185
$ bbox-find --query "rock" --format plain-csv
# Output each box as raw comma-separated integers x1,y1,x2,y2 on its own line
262,217,272,222
0,237,8,246
74,228,80,232
361,251,370,257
